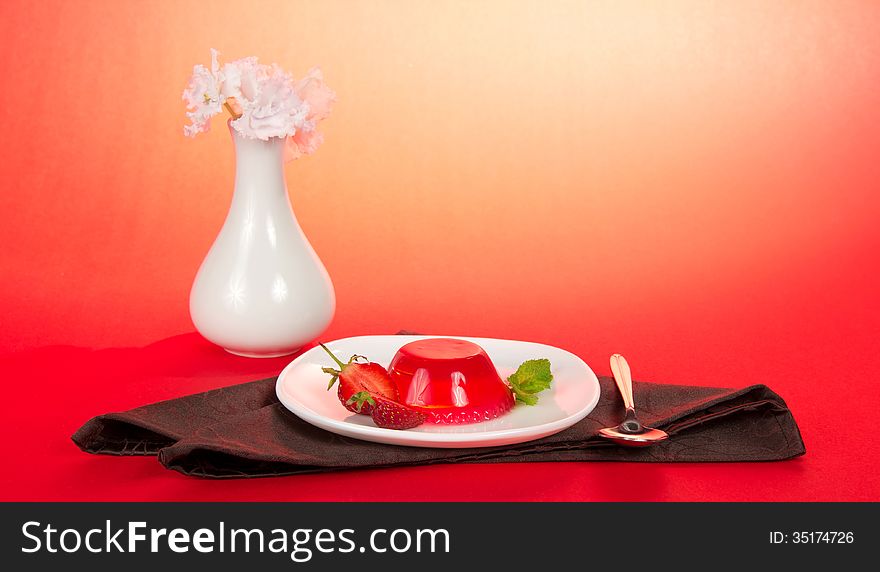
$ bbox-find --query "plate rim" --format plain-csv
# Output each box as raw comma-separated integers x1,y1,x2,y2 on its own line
275,334,600,447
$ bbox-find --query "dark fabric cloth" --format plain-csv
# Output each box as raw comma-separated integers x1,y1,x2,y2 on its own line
72,374,805,478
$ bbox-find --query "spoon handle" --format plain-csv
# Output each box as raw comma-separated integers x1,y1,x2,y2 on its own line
609,354,635,411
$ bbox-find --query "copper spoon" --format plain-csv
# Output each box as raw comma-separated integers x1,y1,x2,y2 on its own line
598,354,668,447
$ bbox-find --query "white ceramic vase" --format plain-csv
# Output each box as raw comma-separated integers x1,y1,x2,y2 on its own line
190,123,335,358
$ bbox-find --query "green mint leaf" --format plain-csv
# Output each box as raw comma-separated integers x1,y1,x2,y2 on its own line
346,391,375,413
515,392,540,406
508,358,553,406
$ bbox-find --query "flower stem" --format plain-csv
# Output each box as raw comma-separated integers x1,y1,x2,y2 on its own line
224,97,242,119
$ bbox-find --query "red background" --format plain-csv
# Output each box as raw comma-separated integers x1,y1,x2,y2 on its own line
1,0,878,501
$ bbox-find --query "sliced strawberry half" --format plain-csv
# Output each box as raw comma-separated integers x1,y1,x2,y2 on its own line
320,343,398,415
371,398,427,430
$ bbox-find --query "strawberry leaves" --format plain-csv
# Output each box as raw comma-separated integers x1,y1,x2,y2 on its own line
319,343,367,389
345,391,376,413
507,358,553,405
321,367,341,389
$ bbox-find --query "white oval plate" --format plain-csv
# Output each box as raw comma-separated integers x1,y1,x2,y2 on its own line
275,335,601,448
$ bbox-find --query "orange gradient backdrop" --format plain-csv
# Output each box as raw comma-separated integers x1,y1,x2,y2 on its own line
1,1,879,500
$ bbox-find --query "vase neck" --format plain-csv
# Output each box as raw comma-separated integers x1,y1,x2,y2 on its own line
230,126,289,203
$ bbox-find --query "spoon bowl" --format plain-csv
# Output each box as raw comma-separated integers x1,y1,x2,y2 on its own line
599,354,669,448
598,426,668,447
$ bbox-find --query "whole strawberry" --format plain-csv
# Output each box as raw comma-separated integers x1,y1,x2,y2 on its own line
319,343,398,415
371,398,427,430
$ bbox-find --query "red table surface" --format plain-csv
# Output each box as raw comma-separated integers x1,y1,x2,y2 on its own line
1,1,880,501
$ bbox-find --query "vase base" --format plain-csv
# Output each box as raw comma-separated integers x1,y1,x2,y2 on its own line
224,348,299,359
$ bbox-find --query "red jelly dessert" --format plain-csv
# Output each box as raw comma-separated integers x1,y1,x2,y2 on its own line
387,338,515,424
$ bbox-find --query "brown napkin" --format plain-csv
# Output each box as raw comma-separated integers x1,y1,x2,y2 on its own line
72,373,805,478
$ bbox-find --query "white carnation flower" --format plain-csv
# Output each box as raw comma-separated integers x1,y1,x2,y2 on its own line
231,64,309,140
182,49,223,137
183,50,329,147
